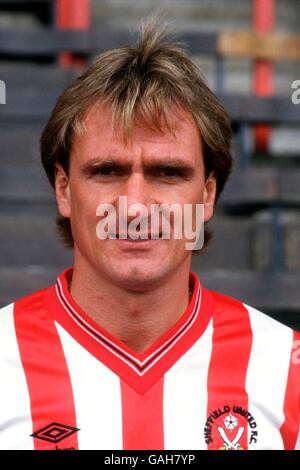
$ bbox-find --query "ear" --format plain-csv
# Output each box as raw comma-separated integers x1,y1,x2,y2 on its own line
203,171,217,223
54,163,71,218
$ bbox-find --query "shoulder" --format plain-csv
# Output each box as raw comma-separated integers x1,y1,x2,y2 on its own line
207,288,296,339
206,289,299,393
0,287,52,381
0,287,49,332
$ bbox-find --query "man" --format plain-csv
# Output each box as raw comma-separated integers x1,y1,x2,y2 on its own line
0,18,299,450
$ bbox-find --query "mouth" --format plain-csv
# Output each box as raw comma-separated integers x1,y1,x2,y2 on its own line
113,232,162,240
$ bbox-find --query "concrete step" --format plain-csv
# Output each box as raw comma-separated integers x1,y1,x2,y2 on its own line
0,63,78,88
194,268,300,329
0,266,61,308
0,206,72,266
196,214,252,270
0,125,54,202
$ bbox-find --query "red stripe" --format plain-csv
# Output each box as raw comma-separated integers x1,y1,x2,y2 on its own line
121,377,164,450
56,0,90,29
205,292,253,450
14,290,79,450
252,0,275,150
280,330,300,449
253,0,275,31
55,0,91,67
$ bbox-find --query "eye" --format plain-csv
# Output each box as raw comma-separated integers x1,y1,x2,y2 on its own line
97,166,115,175
93,165,124,176
157,166,182,178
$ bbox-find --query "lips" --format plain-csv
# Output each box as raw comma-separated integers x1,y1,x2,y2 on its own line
115,232,162,239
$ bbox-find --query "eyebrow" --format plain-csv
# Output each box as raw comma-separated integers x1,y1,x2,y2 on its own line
80,157,195,176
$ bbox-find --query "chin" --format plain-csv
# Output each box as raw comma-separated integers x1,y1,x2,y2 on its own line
105,262,169,291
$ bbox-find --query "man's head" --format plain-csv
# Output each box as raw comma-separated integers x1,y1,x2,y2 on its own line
40,17,233,290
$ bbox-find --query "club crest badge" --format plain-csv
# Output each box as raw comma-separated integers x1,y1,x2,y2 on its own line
204,405,258,450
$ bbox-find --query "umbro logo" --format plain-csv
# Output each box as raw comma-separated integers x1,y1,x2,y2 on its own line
31,422,80,444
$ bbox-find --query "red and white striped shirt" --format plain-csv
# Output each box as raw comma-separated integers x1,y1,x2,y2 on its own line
0,267,299,450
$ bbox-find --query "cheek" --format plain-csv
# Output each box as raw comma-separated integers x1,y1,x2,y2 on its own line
166,182,204,206
70,182,100,226
182,186,204,206
183,173,205,203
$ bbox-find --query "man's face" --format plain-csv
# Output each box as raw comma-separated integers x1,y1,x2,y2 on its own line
55,103,216,291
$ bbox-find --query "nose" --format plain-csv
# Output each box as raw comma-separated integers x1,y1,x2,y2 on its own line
123,172,152,210
119,172,157,230
117,172,161,236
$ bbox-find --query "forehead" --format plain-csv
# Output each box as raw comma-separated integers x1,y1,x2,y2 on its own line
72,102,202,162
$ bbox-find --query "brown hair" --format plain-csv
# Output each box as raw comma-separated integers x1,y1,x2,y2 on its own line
40,15,233,252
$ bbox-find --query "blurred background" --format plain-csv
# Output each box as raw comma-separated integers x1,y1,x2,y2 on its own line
0,0,300,329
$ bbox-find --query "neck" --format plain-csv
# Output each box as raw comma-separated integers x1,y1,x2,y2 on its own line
69,257,192,354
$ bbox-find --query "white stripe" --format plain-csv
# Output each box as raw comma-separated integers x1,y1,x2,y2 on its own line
55,322,123,450
295,418,300,450
0,303,33,449
163,319,213,450
56,278,201,375
244,304,293,450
